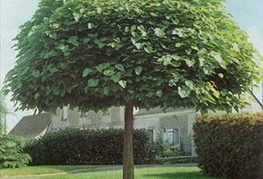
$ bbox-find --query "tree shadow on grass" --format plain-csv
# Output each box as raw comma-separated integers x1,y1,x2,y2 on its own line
143,171,223,179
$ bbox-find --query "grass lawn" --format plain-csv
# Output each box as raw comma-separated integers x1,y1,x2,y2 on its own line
0,165,103,176
0,165,225,179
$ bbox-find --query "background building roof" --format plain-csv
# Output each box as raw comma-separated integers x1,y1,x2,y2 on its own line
9,113,51,138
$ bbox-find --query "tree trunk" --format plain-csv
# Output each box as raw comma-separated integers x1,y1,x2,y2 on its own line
123,101,134,179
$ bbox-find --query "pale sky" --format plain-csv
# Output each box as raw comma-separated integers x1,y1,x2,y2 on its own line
0,0,263,132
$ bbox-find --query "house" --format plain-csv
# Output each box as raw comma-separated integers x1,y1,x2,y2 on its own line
239,90,262,112
134,108,197,155
9,113,52,139
76,107,197,155
9,108,82,139
9,91,262,155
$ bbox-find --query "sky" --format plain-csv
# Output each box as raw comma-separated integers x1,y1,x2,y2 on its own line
0,0,263,132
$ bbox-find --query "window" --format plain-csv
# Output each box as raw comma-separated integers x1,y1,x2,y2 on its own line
61,106,69,121
148,129,157,144
163,128,180,148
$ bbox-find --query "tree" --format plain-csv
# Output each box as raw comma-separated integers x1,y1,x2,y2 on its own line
0,89,8,134
0,90,31,168
4,0,260,178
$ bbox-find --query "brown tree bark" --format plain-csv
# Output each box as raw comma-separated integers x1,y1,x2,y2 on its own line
123,101,134,179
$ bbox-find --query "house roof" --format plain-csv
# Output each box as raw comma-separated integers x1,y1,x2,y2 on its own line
134,107,195,116
9,113,51,138
249,90,262,108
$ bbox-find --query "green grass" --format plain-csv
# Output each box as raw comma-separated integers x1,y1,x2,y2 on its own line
0,165,106,176
0,165,225,179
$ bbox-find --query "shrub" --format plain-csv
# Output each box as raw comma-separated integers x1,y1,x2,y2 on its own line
154,142,185,158
24,128,152,165
0,134,31,168
193,113,263,179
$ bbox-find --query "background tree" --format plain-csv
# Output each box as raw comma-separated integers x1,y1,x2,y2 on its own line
0,89,8,134
4,0,260,178
0,89,31,168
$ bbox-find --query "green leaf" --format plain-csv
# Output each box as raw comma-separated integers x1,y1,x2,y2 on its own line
98,41,106,49
172,28,184,37
95,38,107,49
124,26,129,32
51,23,60,29
131,37,143,49
96,63,110,73
203,66,212,75
97,7,102,14
43,51,56,59
144,45,154,53
218,73,224,79
52,85,60,95
146,92,154,98
88,23,94,29
178,86,191,98
82,68,92,77
211,52,223,63
207,82,220,99
34,93,40,99
169,77,179,87
154,28,165,38
115,64,125,72
185,59,195,67
103,69,114,76
156,90,162,97
17,82,22,89
58,43,69,54
210,52,227,69
103,86,110,95
198,58,205,67
185,80,194,90
137,25,147,37
83,38,91,43
134,66,143,75
175,43,183,47
221,89,228,97
73,12,81,22
88,79,99,87
112,73,121,83
171,18,180,25
118,80,127,88
32,70,40,78
67,36,79,46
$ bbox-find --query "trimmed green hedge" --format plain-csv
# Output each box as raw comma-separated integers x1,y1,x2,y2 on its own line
193,113,263,179
24,128,152,165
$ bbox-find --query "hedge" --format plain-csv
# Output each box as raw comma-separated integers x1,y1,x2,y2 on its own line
193,113,263,179
24,128,152,165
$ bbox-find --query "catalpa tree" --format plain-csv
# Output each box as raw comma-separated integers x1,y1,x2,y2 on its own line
4,0,260,178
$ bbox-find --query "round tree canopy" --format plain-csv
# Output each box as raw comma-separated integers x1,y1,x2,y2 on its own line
4,0,259,112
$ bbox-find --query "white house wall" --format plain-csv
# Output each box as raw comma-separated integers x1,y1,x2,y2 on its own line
134,116,160,129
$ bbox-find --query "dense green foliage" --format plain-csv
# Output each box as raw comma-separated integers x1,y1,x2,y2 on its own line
24,128,152,165
4,0,259,113
0,134,31,168
193,113,263,179
0,90,30,168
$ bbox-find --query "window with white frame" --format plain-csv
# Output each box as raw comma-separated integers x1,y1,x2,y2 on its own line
148,129,157,144
61,106,69,121
163,128,180,148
